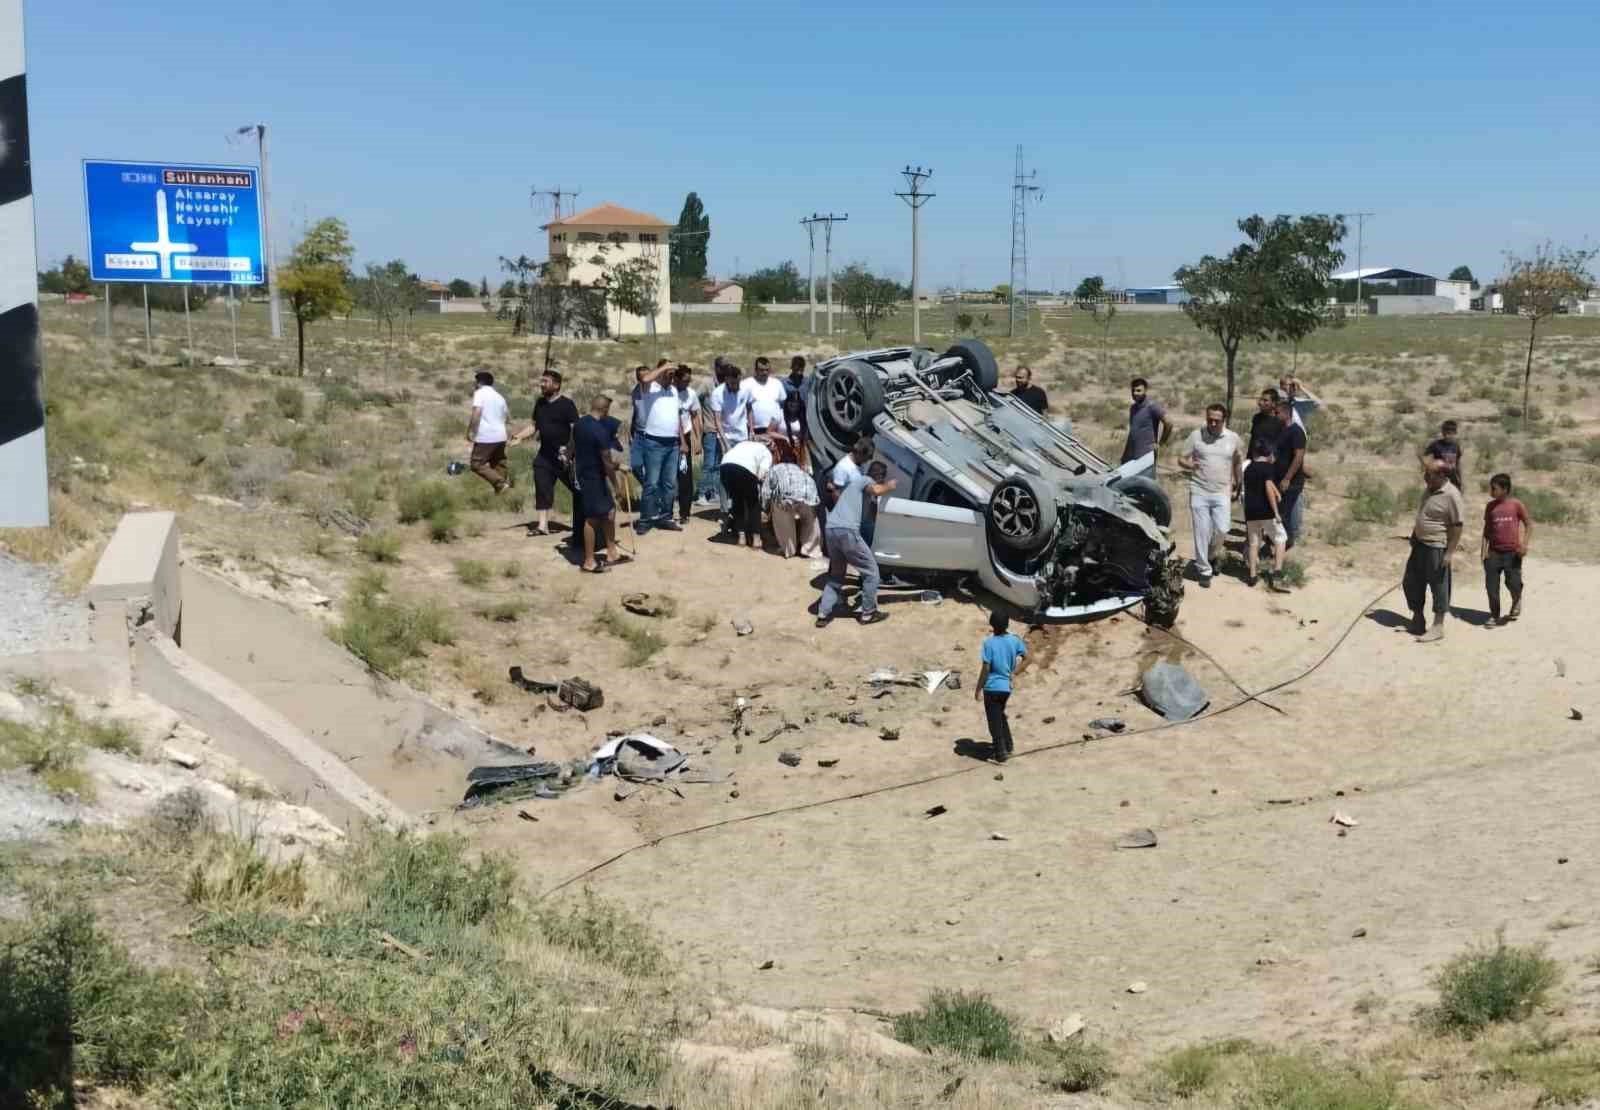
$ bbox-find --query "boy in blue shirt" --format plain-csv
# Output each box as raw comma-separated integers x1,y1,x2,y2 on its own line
975,611,1029,763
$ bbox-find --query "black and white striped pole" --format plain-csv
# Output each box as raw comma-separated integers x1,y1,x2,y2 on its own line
0,0,48,527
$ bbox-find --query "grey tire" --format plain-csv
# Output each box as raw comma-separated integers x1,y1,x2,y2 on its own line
1112,475,1173,528
945,339,1000,393
822,359,887,439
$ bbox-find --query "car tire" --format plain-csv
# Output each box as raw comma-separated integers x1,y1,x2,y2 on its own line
821,359,886,439
1112,475,1173,527
945,339,1000,393
987,475,1058,554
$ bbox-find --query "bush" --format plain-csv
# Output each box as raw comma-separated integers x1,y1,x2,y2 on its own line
426,506,459,542
1523,444,1561,471
1235,1050,1404,1110
0,902,197,1104
334,572,454,674
337,829,518,935
1323,514,1369,548
1276,559,1308,588
1582,435,1600,465
1156,1039,1256,1098
1425,931,1561,1035
454,559,492,587
273,386,305,421
474,599,526,623
356,529,403,563
534,890,667,978
1519,487,1582,525
893,990,1023,1061
1036,1037,1114,1093
395,480,454,523
1347,474,1400,523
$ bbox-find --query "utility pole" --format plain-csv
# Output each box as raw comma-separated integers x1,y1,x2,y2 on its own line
801,213,847,336
895,166,934,343
1347,211,1375,319
1009,145,1041,337
802,215,817,335
237,124,281,340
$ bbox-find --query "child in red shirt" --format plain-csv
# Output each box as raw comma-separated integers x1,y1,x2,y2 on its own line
1481,472,1533,626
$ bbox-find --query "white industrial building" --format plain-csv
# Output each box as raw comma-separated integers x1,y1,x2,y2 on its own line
1331,267,1476,314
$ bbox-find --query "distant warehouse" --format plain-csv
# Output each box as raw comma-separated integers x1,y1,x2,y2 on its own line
1331,267,1475,314
1125,284,1190,306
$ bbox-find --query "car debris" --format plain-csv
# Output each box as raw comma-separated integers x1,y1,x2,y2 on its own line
805,338,1182,625
731,616,755,636
1570,707,1584,721
925,805,947,819
817,758,839,768
1089,717,1127,733
866,668,959,694
778,750,802,767
1139,662,1208,722
879,726,901,741
508,667,604,711
759,722,800,744
620,593,670,618
1116,828,1159,849
1330,811,1359,828
459,762,569,807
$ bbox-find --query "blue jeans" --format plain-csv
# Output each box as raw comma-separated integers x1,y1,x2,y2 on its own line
819,528,879,618
639,435,679,524
697,435,723,500
629,435,646,487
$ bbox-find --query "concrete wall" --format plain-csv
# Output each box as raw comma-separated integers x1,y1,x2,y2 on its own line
1370,295,1456,316
418,300,488,315
549,230,672,336
87,511,180,641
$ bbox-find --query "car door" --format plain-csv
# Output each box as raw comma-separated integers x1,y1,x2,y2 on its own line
870,497,987,573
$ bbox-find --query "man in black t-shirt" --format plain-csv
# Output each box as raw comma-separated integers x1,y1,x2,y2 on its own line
1272,397,1308,549
1419,419,1463,489
511,370,579,537
1248,387,1285,458
1010,366,1048,414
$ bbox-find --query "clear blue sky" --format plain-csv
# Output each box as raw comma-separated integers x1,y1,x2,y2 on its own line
24,0,1599,291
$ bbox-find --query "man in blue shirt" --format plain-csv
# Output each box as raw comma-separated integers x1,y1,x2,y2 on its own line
975,611,1029,763
815,460,896,627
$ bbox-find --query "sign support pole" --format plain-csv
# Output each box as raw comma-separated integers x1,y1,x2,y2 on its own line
183,285,192,355
142,284,151,356
229,285,238,361
103,283,111,343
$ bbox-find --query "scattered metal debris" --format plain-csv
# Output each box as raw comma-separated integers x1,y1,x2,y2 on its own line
1331,811,1359,828
925,805,947,819
1116,828,1158,849
1570,707,1584,721
778,751,802,767
759,721,800,744
732,616,755,636
865,668,960,694
508,667,604,711
460,762,568,807
817,758,839,768
1089,717,1127,733
621,593,670,618
1139,662,1209,722
879,726,900,741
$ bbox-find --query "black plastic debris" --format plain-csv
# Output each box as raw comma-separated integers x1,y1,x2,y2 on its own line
1089,717,1127,733
460,762,565,807
508,667,604,711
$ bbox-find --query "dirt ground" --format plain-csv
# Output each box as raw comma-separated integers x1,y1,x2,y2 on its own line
14,299,1600,1078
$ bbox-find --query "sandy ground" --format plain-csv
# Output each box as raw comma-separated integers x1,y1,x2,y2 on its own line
402,509,1600,1056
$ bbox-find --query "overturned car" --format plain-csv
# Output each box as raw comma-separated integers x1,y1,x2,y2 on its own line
805,338,1184,625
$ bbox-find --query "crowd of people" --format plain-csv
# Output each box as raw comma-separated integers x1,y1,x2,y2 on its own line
460,358,1538,759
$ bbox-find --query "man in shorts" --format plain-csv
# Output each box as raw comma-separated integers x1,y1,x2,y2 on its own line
511,369,578,537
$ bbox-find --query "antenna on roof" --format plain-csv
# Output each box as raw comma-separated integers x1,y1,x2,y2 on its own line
531,186,582,224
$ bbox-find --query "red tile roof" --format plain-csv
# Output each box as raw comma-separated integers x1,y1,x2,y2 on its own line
545,202,671,229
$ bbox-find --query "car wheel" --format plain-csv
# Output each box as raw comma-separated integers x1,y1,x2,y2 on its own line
1112,475,1173,527
945,339,1000,392
987,475,1058,554
822,360,886,439
1143,553,1185,628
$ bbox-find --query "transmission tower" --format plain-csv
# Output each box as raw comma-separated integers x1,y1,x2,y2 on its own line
1009,146,1041,337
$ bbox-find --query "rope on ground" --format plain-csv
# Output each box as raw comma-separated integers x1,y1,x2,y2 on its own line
536,581,1399,900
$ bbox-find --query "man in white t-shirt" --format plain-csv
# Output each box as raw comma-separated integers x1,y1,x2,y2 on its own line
467,370,511,494
1176,403,1244,587
633,362,684,532
743,356,787,439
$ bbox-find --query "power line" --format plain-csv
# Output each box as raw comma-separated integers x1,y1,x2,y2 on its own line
1345,211,1375,318
801,213,847,336
895,166,934,343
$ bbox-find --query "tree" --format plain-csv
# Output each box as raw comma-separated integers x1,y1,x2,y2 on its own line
502,252,612,375
278,218,355,375
738,297,767,343
607,255,664,351
993,282,1011,303
671,192,710,280
1448,265,1476,286
1090,301,1118,369
1174,214,1346,416
478,276,490,299
836,263,900,342
1073,275,1105,306
496,279,517,300
671,274,706,327
737,261,804,304
1501,242,1597,428
447,277,475,298
360,260,412,375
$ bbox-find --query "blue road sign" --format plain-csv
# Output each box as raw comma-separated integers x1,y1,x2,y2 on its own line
82,159,265,285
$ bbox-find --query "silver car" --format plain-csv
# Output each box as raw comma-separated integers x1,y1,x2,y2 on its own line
805,338,1183,625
